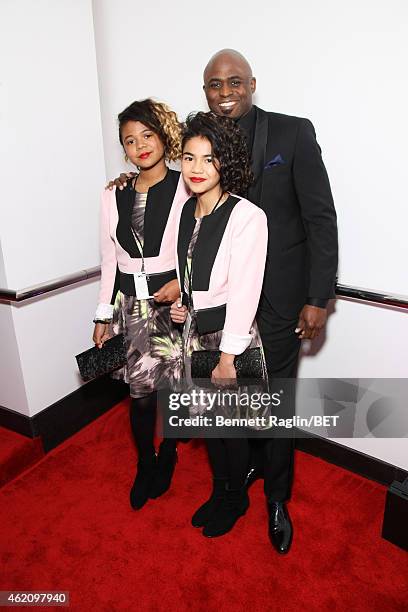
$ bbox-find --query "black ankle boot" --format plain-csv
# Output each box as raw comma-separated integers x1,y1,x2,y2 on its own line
148,444,177,499
191,477,228,528
202,485,249,537
130,454,156,510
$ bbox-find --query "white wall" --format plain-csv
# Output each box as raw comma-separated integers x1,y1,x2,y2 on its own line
92,0,408,468
0,0,105,416
93,0,408,294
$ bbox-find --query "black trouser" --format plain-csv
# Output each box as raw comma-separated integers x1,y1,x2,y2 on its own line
255,299,301,502
205,438,249,490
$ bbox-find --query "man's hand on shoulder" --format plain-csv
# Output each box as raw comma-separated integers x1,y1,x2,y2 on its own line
295,305,327,340
105,172,136,191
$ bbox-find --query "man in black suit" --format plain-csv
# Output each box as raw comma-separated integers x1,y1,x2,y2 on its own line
203,49,338,554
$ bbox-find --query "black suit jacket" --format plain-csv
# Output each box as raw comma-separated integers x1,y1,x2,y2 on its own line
247,106,338,319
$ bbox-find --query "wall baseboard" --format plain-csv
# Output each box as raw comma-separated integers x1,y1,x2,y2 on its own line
0,376,129,452
381,478,408,552
295,431,407,486
0,404,36,438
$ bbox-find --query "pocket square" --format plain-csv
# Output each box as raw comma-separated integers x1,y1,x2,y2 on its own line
264,154,285,169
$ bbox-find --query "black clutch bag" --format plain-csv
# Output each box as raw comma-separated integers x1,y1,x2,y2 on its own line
75,334,128,382
191,347,264,381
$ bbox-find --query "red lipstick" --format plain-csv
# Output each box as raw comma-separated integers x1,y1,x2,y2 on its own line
190,177,206,183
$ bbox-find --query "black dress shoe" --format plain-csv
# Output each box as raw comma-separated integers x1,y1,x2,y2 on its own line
245,466,264,489
148,445,177,499
130,454,156,510
191,477,227,528
268,501,293,553
203,486,249,538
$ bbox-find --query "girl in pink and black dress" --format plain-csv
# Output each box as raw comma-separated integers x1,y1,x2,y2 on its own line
93,99,188,511
171,112,268,537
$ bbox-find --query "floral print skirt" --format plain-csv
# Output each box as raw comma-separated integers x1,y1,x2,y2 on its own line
182,310,270,430
111,292,183,398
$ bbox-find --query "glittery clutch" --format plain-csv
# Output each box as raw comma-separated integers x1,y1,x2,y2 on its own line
191,347,264,381
76,334,129,382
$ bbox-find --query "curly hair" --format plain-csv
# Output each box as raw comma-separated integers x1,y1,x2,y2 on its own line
118,99,181,161
182,112,253,194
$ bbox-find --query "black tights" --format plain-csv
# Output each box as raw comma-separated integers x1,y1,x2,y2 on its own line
130,392,176,460
205,438,249,489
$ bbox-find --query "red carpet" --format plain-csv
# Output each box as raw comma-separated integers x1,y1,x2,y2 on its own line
0,399,407,611
0,426,44,488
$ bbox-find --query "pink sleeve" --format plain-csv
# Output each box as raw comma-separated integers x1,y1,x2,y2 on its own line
95,189,117,319
219,205,268,355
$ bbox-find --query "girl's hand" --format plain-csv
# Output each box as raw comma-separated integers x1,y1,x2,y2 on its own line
170,300,187,324
93,323,110,349
154,279,180,303
211,353,237,387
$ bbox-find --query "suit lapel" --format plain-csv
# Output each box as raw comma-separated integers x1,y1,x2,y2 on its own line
248,106,268,206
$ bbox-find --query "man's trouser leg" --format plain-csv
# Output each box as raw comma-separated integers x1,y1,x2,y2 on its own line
256,300,301,502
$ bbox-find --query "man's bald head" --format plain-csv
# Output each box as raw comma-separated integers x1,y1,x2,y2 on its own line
203,49,253,82
203,49,256,119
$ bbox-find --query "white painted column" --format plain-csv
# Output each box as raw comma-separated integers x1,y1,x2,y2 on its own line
0,0,106,416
